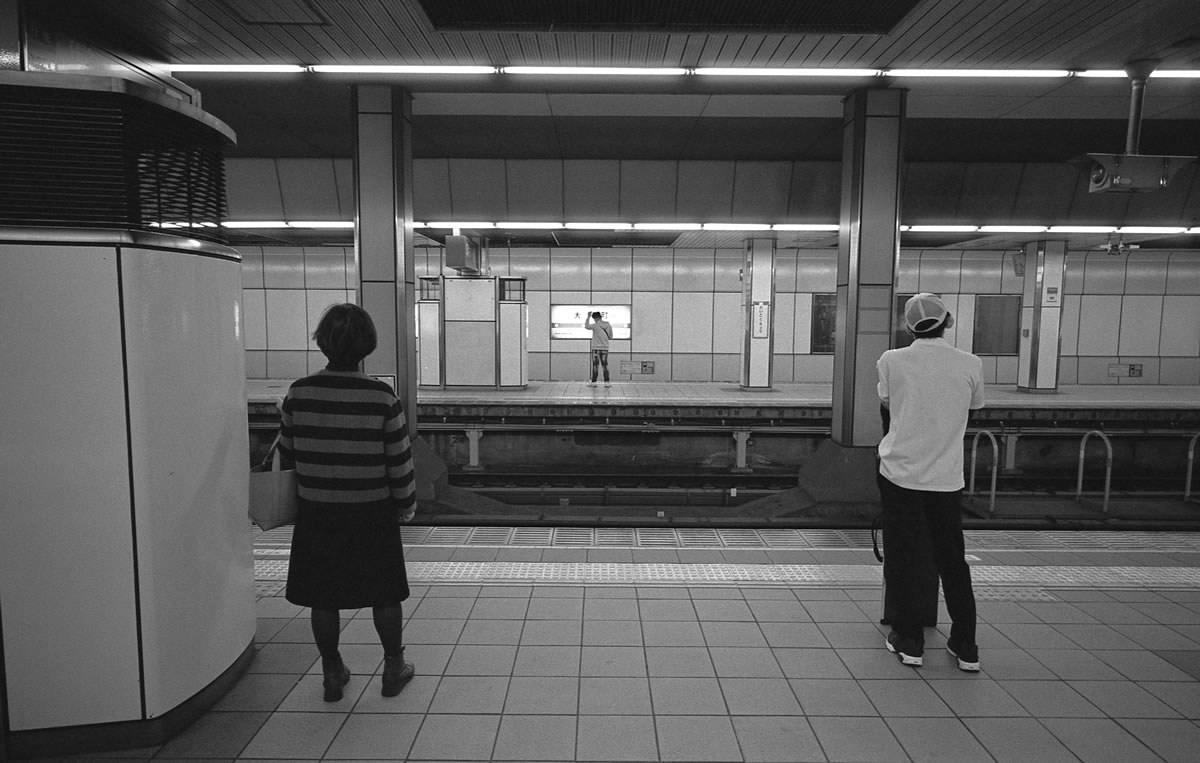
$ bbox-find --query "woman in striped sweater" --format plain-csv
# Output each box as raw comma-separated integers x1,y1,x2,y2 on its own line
279,303,417,702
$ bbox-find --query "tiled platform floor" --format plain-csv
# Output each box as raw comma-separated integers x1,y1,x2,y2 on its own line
32,528,1200,762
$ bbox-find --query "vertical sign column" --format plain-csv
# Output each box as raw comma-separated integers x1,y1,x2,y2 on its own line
354,86,418,430
1017,240,1066,392
833,88,905,447
740,237,775,388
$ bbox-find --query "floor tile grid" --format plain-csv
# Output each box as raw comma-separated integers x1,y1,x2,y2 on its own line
171,581,1200,762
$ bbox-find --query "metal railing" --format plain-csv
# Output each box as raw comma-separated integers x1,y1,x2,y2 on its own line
1075,430,1113,514
968,430,1000,517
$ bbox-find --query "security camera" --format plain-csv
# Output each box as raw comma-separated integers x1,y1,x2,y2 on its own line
1086,153,1195,193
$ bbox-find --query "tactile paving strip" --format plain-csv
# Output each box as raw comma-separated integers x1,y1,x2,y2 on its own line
253,559,1200,589
381,526,1200,551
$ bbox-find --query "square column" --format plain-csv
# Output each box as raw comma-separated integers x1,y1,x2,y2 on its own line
354,85,418,430
833,88,905,447
740,237,775,388
1017,240,1067,392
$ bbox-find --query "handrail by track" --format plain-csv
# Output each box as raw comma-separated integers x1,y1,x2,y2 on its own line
1076,430,1113,514
969,430,1000,517
1187,433,1200,503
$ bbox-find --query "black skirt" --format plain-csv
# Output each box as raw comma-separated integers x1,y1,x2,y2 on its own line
285,498,410,610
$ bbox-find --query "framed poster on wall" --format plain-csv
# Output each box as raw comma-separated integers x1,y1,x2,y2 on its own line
550,304,632,340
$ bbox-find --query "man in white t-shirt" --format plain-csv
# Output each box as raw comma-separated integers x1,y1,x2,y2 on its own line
876,293,985,672
585,311,613,386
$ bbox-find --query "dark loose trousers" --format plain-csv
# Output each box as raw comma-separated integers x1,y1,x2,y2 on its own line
877,473,977,648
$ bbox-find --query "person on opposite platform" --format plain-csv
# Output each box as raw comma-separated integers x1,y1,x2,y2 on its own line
876,292,984,672
585,310,613,386
279,303,418,701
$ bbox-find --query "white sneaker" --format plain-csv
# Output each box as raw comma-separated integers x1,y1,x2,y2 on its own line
603,382,612,387
587,382,596,387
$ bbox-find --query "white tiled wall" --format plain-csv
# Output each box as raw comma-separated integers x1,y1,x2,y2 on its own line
242,246,1200,385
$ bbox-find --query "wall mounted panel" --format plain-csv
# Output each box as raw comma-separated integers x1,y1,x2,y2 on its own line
676,162,735,221
550,248,590,291
277,159,341,220
592,248,633,291
564,160,620,220
674,248,716,292
1166,251,1200,294
632,292,672,351
1160,295,1200,356
918,250,962,293
507,159,563,220
959,251,1003,293
0,245,141,730
261,247,305,289
712,292,743,354
448,159,507,219
902,163,965,222
714,250,743,292
1082,251,1128,294
619,160,677,220
509,248,551,290
304,247,349,288
955,163,1023,223
1117,296,1164,355
413,159,452,220
732,161,791,221
1076,294,1122,355
240,248,265,289
672,292,715,353
1123,251,1169,295
633,250,673,291
225,158,283,220
264,289,309,350
786,162,840,221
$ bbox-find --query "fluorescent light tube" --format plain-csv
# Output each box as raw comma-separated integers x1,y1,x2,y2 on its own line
1118,226,1186,234
886,69,1070,78
311,65,496,74
288,221,354,228
503,66,686,76
907,225,979,232
1150,71,1200,78
565,222,633,230
221,221,289,228
633,223,703,231
495,222,564,229
702,223,771,231
426,221,495,228
1048,226,1116,233
772,224,839,231
170,64,305,73
695,68,880,77
978,225,1048,233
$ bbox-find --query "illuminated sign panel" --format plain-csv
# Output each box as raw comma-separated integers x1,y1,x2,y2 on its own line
550,304,632,340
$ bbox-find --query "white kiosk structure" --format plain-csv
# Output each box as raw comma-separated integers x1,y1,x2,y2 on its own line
418,235,528,388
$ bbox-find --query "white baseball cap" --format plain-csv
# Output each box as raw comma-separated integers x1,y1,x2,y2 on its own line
904,293,949,333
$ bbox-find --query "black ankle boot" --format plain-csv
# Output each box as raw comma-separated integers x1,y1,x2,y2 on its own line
321,657,350,702
381,648,414,697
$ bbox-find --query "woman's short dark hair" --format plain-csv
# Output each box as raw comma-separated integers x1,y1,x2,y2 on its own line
313,303,377,367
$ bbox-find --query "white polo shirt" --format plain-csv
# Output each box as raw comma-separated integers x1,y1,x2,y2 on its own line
876,337,985,492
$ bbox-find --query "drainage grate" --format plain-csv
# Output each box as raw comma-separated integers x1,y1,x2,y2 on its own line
467,527,514,545
552,527,596,546
596,528,638,546
512,527,555,545
426,527,473,545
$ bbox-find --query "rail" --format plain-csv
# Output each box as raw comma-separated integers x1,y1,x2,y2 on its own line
1075,430,1113,514
1187,433,1200,503
968,430,1000,517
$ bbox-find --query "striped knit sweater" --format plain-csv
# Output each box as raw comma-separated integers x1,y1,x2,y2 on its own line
278,370,416,513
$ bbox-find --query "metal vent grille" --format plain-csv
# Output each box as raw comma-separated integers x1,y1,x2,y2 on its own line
0,85,229,242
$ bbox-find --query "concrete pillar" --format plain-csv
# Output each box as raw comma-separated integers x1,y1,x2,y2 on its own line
1017,240,1066,392
740,237,775,388
832,88,905,447
354,85,418,431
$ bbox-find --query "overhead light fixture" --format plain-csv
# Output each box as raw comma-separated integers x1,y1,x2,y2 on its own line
221,221,289,228
978,225,1049,233
503,66,687,76
694,68,881,77
425,221,495,228
288,221,354,228
906,225,979,232
885,69,1070,78
703,223,771,231
1074,70,1127,78
495,222,564,229
1048,226,1117,233
565,222,633,230
310,65,497,74
1150,70,1200,78
772,223,839,231
633,223,703,231
1118,226,1187,234
169,64,305,73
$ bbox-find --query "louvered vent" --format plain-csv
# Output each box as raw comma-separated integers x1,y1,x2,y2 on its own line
0,85,230,243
